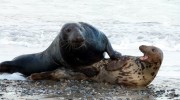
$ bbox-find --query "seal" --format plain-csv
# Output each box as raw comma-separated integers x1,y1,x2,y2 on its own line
29,45,163,86
0,22,121,76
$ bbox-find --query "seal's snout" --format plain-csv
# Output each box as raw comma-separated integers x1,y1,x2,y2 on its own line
69,34,85,48
139,45,149,61
139,45,146,50
139,45,147,52
71,36,85,43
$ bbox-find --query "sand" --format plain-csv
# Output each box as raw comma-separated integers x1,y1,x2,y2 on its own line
0,76,180,100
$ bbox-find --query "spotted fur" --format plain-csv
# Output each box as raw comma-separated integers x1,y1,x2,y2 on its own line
29,45,163,86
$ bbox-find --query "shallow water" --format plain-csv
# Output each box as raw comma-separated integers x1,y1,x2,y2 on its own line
0,0,180,51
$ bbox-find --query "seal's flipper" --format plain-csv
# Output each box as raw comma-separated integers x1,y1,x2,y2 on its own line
0,61,19,73
29,68,88,81
28,71,54,80
79,66,99,77
105,59,127,71
106,40,122,60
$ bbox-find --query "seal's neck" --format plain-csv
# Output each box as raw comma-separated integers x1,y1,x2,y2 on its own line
44,35,68,66
138,57,162,70
137,57,162,84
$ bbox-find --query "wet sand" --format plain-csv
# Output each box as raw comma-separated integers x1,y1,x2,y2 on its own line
0,77,180,100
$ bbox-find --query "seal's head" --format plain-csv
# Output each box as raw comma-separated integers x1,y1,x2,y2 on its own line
60,23,85,48
139,45,163,64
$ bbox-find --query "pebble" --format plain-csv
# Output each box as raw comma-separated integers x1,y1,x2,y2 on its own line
0,80,179,99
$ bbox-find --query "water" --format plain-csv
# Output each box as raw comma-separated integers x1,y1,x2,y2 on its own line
0,0,180,79
0,0,180,50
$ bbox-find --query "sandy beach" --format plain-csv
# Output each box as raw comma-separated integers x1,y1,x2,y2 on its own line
0,45,180,100
0,77,180,100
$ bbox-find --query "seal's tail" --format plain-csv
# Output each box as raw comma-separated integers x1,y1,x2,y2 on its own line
0,61,17,73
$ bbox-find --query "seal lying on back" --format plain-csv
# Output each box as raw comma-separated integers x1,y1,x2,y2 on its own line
0,22,121,76
29,45,163,86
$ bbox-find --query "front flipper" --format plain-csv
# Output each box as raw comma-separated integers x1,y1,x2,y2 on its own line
78,66,99,77
106,40,122,60
105,56,130,71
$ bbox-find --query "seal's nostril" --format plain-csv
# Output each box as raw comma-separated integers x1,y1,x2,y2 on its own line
139,45,146,50
77,37,84,43
72,36,84,43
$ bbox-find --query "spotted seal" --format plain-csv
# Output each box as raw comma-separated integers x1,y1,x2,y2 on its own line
29,45,163,86
0,22,121,76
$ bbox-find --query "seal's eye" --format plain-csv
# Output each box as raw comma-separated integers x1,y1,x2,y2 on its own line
152,48,156,52
66,29,71,32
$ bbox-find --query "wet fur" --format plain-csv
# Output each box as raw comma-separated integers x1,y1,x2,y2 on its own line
30,45,163,86
0,22,121,76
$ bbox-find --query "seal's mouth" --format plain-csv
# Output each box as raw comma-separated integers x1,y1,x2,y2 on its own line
70,42,85,49
139,45,149,61
140,53,149,60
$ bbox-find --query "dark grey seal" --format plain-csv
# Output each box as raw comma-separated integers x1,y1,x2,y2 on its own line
0,22,121,76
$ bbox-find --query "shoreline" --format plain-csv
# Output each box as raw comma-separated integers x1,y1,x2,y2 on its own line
0,77,180,100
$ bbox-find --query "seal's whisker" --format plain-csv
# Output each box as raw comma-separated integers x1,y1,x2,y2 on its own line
84,39,93,44
70,44,73,51
64,43,70,51
60,42,66,48
68,44,72,51
76,43,86,49
59,40,69,48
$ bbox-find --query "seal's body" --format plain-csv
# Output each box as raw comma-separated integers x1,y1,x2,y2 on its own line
0,22,121,76
29,45,163,86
